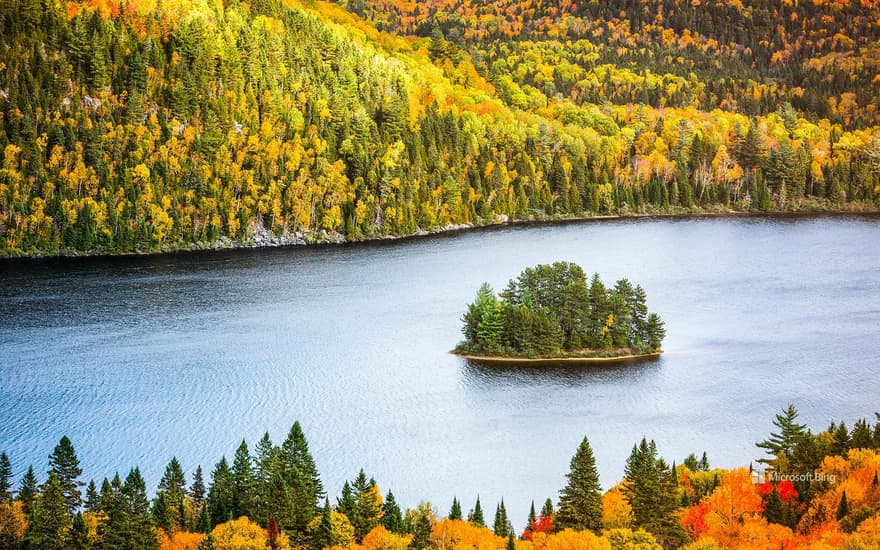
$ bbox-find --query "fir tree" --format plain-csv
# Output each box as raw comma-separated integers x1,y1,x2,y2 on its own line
764,487,784,525
507,533,516,550
382,490,405,533
468,496,485,526
48,435,83,513
449,497,462,521
622,438,688,550
493,499,511,537
207,458,235,527
351,470,383,541
0,453,11,501
231,440,256,520
837,490,849,520
555,437,602,533
312,498,333,550
26,472,70,550
18,466,38,516
280,422,323,532
154,457,187,531
540,498,554,519
190,465,206,529
85,480,100,512
68,512,90,550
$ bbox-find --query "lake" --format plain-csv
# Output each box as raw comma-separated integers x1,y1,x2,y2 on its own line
2,215,879,526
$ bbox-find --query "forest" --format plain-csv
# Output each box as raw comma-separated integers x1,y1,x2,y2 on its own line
0,0,879,255
2,407,880,549
456,262,664,357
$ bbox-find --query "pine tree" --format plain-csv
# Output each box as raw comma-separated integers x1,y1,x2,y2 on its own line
280,421,323,532
468,496,485,526
493,499,511,537
207,458,235,527
757,404,808,467
622,438,688,550
0,453,11,502
85,480,100,512
48,436,83,513
154,457,187,531
540,498,554,519
68,512,90,550
382,490,405,533
26,472,70,550
645,313,666,352
837,490,849,520
17,466,38,516
312,498,333,550
232,440,256,520
448,497,462,521
555,437,602,533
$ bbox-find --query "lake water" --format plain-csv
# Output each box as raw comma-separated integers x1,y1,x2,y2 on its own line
2,215,879,526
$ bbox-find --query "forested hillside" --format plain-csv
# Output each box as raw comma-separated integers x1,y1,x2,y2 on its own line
0,0,878,255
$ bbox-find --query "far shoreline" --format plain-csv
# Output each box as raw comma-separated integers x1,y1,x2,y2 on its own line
2,207,879,261
450,350,663,366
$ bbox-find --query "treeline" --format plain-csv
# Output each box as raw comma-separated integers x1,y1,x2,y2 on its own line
458,262,664,357
1,0,879,256
2,407,880,549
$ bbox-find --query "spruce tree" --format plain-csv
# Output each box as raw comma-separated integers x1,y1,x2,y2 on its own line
449,497,462,521
837,490,849,520
190,465,206,529
468,496,485,526
351,470,383,541
622,438,688,550
231,440,256,520
68,512,90,550
382,490,405,533
764,487,784,525
555,437,602,533
27,472,70,550
0,453,11,501
493,499,511,537
154,457,187,531
85,480,100,512
18,466,38,516
280,422,323,532
265,472,296,532
312,498,333,550
507,533,516,550
207,458,235,527
527,500,536,524
48,435,83,513
540,498,554,519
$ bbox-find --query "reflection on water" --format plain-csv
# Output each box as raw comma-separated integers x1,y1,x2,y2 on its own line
1,215,879,526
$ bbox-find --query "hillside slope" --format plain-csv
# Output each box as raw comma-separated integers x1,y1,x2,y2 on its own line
0,0,877,255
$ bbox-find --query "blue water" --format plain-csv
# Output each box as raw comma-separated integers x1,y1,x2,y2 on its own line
1,215,879,526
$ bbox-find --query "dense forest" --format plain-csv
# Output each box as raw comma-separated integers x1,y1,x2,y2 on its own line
456,262,664,357
1,407,880,549
0,0,879,255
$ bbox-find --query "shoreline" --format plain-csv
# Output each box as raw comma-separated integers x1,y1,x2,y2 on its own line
3,207,879,261
450,350,663,366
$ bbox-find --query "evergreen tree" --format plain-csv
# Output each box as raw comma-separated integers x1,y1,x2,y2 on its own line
382,490,405,533
17,466,38,516
311,498,333,550
540,498,554,519
280,421,323,532
698,452,710,471
622,438,688,550
507,533,516,550
26,472,70,550
154,457,187,531
493,499,511,537
207,458,235,527
48,435,83,513
198,534,216,550
832,423,851,455
645,313,666,352
350,470,383,541
0,453,11,501
265,472,296,532
68,512,90,550
408,503,435,550
337,481,357,524
448,497,462,521
837,490,849,521
231,440,256,520
190,465,206,529
468,496,485,526
851,419,873,449
527,500,536,525
555,437,602,533
85,480,100,512
764,487,784,525
757,404,808,467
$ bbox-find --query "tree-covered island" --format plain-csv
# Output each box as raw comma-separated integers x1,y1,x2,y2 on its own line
455,262,665,361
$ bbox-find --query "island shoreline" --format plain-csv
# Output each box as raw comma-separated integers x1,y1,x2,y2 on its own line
3,207,879,261
451,350,663,366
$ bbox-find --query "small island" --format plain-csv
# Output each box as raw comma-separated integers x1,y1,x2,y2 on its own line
453,262,665,364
